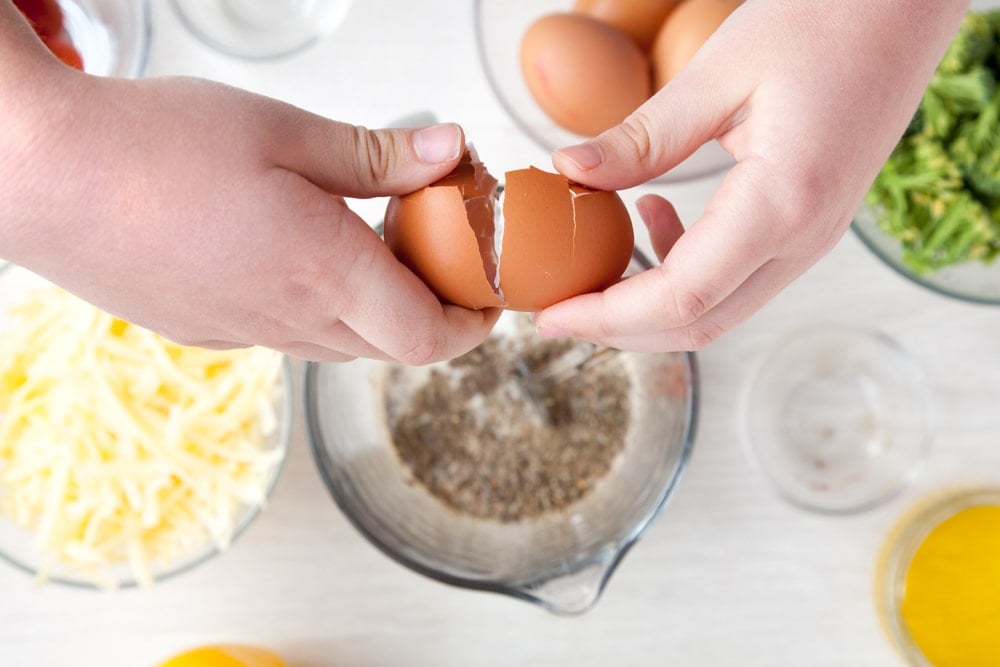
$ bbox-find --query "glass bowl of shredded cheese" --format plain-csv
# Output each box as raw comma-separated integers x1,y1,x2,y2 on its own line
0,263,292,589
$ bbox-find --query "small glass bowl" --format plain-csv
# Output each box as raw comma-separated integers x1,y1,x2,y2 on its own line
0,263,293,589
852,203,1000,306
305,248,699,615
170,0,354,61
473,0,734,184
876,487,1000,666
60,0,151,78
740,325,933,514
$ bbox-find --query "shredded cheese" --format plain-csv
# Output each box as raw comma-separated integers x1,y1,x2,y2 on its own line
0,286,284,589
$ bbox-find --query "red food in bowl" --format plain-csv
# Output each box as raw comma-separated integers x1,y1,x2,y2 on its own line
13,0,63,39
44,33,84,70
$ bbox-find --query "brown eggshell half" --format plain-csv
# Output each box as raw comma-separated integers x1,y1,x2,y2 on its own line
500,168,634,311
383,150,503,310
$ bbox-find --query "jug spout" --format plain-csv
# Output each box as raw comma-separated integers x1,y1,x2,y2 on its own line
518,550,620,615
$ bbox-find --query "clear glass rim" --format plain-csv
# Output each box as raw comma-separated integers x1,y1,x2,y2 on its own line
738,323,934,516
851,207,1000,307
119,0,153,79
126,0,153,79
168,0,347,62
65,0,153,79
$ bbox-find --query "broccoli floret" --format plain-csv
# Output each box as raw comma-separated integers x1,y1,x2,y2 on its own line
902,191,996,273
910,13,998,140
866,135,997,274
929,66,996,115
965,144,1000,199
867,137,964,240
989,11,1000,66
918,66,996,139
951,87,1000,198
939,11,995,74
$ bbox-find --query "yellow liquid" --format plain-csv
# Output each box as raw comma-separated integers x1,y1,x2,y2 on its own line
900,505,1000,667
158,645,285,667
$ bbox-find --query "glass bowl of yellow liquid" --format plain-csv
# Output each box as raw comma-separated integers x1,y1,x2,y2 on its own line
876,487,1000,667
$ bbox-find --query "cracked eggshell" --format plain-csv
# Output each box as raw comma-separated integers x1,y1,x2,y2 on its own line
384,157,634,312
384,152,503,311
500,168,634,311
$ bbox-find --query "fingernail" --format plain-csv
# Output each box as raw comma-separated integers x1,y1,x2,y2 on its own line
537,323,572,339
554,142,604,171
414,123,462,164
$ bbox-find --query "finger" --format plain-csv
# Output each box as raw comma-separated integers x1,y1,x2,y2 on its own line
551,50,744,190
537,159,777,340
190,340,253,351
274,320,395,362
596,257,808,352
636,194,684,262
273,114,465,197
328,212,501,364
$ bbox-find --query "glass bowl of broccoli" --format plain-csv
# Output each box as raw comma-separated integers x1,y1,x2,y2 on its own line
853,3,1000,304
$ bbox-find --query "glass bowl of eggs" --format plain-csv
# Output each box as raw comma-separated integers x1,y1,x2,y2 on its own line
474,0,737,184
0,263,292,589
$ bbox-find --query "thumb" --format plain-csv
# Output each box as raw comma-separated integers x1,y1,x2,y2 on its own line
275,116,465,198
551,64,740,190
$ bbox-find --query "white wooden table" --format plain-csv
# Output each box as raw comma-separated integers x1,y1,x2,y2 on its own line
4,2,1000,665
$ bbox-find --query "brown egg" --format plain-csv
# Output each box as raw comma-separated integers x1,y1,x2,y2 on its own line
520,12,651,137
384,149,634,312
650,0,743,90
572,0,682,52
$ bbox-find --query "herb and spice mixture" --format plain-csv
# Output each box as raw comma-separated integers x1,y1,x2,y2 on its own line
384,336,631,522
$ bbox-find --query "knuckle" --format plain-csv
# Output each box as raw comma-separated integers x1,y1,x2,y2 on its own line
395,334,445,366
681,321,726,351
590,295,618,340
354,126,397,188
671,287,710,325
767,167,829,243
617,111,656,164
